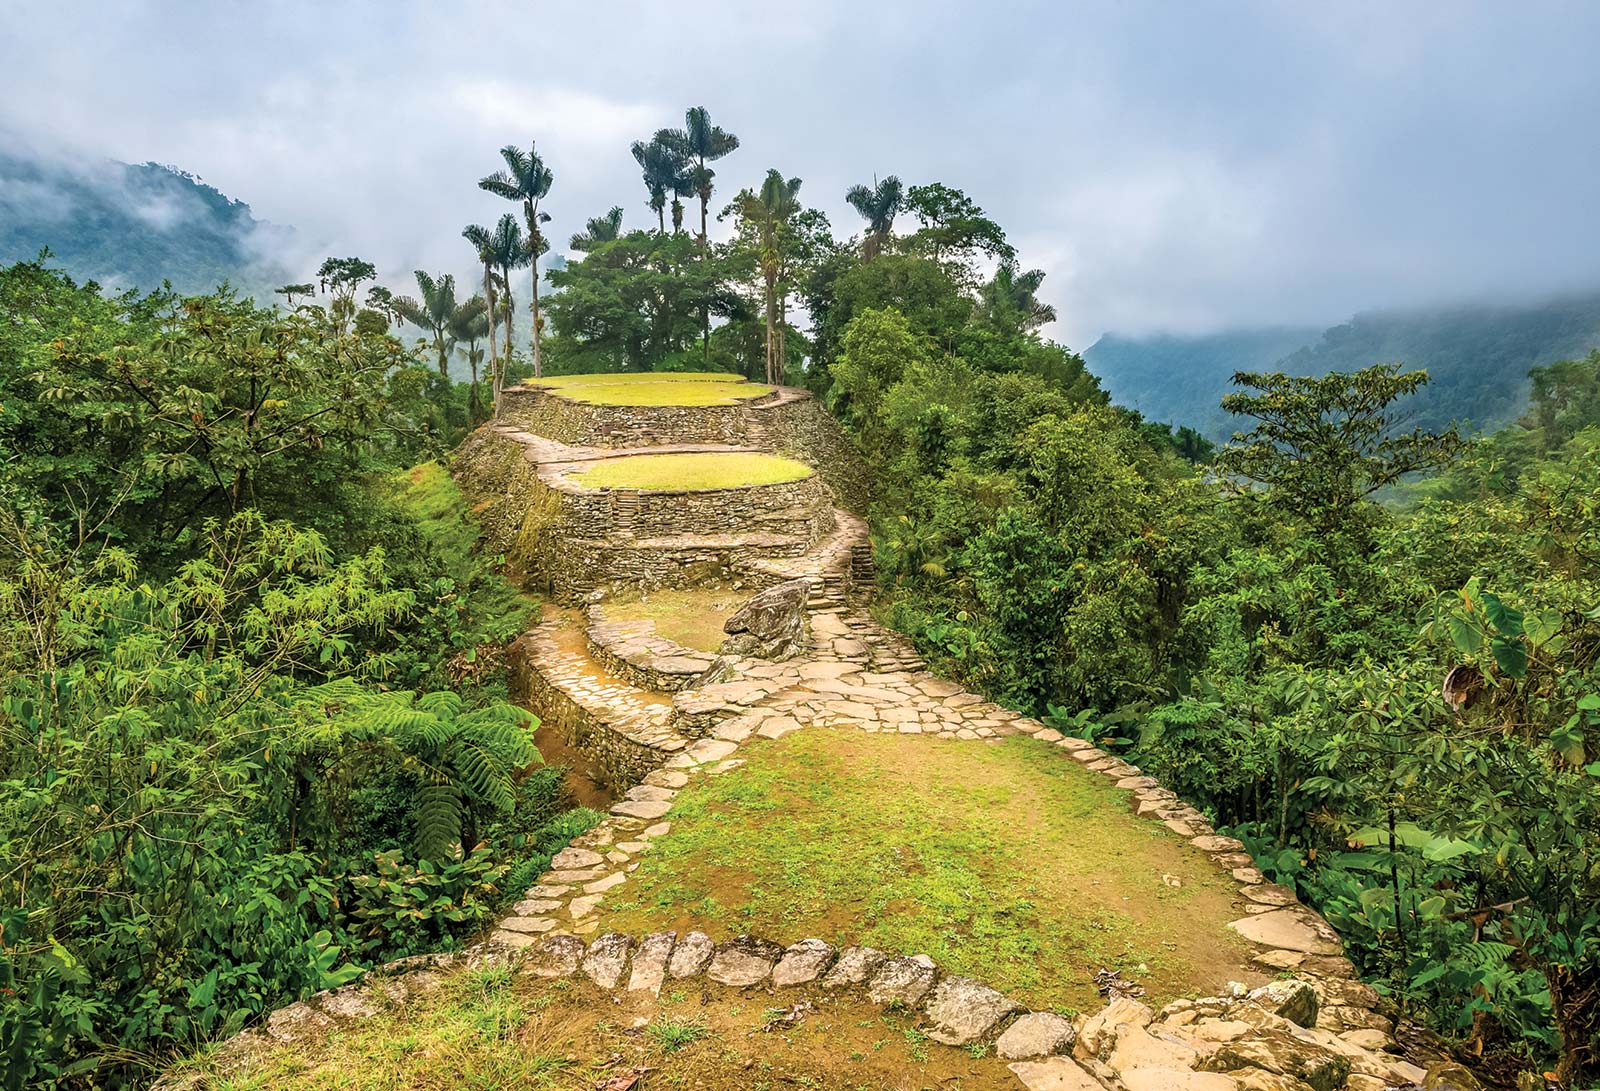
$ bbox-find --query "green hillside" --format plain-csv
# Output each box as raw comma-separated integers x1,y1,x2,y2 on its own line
1086,296,1600,441
1083,327,1320,439
0,151,292,296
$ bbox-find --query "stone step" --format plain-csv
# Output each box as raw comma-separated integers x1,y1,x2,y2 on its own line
514,615,694,789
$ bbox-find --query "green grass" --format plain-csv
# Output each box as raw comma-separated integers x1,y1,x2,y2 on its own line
533,371,776,406
387,461,534,650
604,586,745,653
571,452,812,491
183,959,1015,1090
599,728,1255,1010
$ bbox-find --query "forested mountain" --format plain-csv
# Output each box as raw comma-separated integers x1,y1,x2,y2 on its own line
1083,327,1320,440
1086,295,1600,441
0,150,292,295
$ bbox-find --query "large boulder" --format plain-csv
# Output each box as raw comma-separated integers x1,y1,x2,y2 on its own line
719,579,810,660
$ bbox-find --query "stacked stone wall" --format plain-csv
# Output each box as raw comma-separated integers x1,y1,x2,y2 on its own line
545,471,834,544
502,386,770,447
754,396,872,514
507,636,673,788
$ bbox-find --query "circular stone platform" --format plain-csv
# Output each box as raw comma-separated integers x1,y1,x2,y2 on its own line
533,372,776,406
571,452,812,491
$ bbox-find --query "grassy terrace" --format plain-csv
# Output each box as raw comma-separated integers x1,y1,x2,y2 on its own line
604,586,745,653
602,728,1256,1011
571,451,812,491
532,370,776,406
187,965,1018,1090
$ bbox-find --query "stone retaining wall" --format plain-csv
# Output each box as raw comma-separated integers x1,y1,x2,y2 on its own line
543,468,835,544
583,605,721,692
502,386,775,447
507,633,683,789
753,395,872,514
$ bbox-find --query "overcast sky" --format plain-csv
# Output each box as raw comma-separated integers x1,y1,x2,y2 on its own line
4,1,1599,347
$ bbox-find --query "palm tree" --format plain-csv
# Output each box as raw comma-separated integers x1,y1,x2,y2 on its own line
393,270,458,377
982,259,1057,332
845,175,904,261
658,107,740,246
630,137,689,234
462,223,502,409
479,144,553,378
736,170,804,385
569,206,624,252
488,214,528,400
448,296,491,421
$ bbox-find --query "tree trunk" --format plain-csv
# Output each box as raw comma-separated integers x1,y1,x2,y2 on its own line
530,259,543,379
776,288,788,385
699,192,709,248
483,262,501,418
764,276,777,385
499,265,515,400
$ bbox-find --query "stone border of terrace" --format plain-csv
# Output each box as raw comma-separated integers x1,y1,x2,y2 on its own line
501,382,786,447
541,458,835,545
169,908,1442,1091
583,604,726,692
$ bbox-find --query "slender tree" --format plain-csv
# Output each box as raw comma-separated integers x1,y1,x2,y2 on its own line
570,206,624,251
845,175,904,261
447,296,491,421
393,270,458,377
479,144,553,378
462,223,502,412
488,214,528,407
630,137,689,234
736,170,804,385
658,107,740,246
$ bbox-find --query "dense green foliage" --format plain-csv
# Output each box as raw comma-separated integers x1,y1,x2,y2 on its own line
0,153,291,296
1086,296,1600,444
8,103,1600,1088
0,260,591,1089
844,294,1600,1078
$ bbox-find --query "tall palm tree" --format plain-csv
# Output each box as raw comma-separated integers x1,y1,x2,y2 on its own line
845,175,904,261
393,270,458,377
489,214,528,396
658,107,740,247
569,206,624,252
479,144,554,378
736,169,804,385
447,296,491,421
462,223,502,409
630,137,689,234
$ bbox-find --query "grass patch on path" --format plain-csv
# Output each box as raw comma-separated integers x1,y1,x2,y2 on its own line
602,728,1258,1010
572,452,811,491
604,586,745,653
534,371,775,406
186,963,1017,1090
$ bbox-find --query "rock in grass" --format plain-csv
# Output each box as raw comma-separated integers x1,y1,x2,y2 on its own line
997,1012,1078,1059
667,931,716,978
865,954,937,1007
581,933,634,989
707,934,784,987
627,932,676,995
522,934,585,978
771,938,835,987
922,975,1023,1045
820,946,888,989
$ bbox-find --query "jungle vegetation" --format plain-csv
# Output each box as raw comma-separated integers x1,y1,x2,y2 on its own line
3,101,1599,1087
